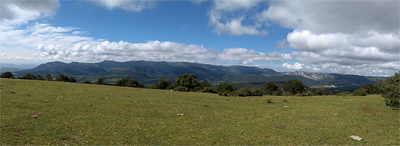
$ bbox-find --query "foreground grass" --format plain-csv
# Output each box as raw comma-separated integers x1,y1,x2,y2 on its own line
0,79,399,145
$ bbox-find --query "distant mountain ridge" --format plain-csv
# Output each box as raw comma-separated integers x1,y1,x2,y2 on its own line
13,60,386,89
283,71,333,80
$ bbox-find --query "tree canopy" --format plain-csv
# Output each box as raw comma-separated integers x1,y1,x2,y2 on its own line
283,79,306,95
381,71,399,108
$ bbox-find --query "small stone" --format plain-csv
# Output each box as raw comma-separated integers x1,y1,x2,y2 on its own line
44,100,51,102
333,114,340,116
203,105,209,107
30,115,39,118
177,113,186,116
226,99,229,101
284,106,289,108
350,135,363,141
10,92,16,94
86,104,92,106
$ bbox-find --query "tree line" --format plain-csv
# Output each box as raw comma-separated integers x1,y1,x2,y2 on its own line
2,71,398,108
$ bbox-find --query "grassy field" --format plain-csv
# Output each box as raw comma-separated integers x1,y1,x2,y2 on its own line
1,78,399,145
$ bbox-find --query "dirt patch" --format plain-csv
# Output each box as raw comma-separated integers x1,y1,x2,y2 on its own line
274,124,285,129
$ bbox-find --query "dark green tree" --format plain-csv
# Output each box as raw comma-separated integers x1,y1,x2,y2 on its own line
22,73,35,79
82,81,92,84
359,82,373,94
175,74,200,90
115,78,145,88
200,81,212,88
36,75,43,80
316,88,329,95
58,74,69,82
0,71,14,78
155,77,171,89
373,80,384,94
46,74,52,81
97,77,105,85
381,71,400,108
283,79,306,95
69,77,76,83
216,82,234,94
264,81,279,95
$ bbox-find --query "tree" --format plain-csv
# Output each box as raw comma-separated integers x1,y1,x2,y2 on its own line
46,74,52,81
381,71,400,108
373,80,384,94
216,82,234,94
97,77,105,85
69,77,76,83
0,71,14,78
283,79,306,95
264,81,279,95
175,74,200,90
58,74,69,82
22,73,35,79
36,75,43,80
353,90,367,96
115,78,145,88
200,81,212,88
155,77,171,89
359,82,373,94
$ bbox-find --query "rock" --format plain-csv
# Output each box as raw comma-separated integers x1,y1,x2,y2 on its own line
86,104,92,106
226,99,229,101
10,92,16,94
35,111,43,116
177,113,186,116
333,114,340,116
284,106,289,108
25,94,31,96
203,105,209,107
274,124,285,129
44,100,51,102
350,135,363,141
30,115,39,118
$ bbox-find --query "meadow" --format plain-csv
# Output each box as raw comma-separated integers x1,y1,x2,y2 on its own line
1,78,399,145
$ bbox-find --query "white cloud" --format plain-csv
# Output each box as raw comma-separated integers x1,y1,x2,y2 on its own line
207,0,267,36
94,0,156,12
0,0,60,25
256,0,400,76
219,48,291,62
282,62,303,70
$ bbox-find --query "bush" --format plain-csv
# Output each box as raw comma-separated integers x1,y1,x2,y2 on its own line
193,86,203,92
82,81,92,84
353,90,367,96
69,77,76,83
266,99,273,103
337,91,351,96
283,79,306,95
1,71,14,78
174,86,188,92
264,81,279,95
217,82,234,94
202,87,216,93
283,99,288,102
381,71,400,108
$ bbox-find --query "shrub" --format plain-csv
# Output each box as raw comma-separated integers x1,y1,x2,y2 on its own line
193,86,203,92
203,87,216,93
82,81,92,84
174,86,188,92
217,82,234,94
1,71,14,78
353,90,367,96
283,79,306,95
337,91,351,96
97,78,105,85
381,71,399,108
266,99,273,103
283,99,288,102
69,77,76,83
264,81,279,95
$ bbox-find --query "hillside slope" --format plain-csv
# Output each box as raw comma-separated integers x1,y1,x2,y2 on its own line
13,60,385,87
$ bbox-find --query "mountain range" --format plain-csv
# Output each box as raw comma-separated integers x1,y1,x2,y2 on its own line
12,60,386,90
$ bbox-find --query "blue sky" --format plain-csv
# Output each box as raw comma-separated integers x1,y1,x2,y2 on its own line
0,0,399,76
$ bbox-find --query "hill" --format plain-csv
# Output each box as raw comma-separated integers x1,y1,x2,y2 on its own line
13,60,386,89
1,79,398,145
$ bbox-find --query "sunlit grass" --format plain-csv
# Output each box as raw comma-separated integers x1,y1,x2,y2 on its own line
1,78,399,145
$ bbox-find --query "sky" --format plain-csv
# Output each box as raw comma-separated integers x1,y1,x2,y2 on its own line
0,0,399,76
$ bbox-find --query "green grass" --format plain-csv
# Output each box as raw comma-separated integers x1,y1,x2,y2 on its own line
1,78,399,145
